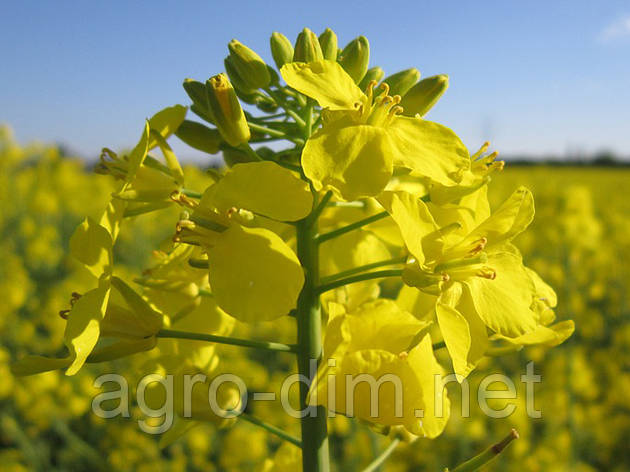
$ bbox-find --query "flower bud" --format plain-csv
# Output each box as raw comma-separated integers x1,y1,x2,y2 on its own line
224,56,257,95
400,74,449,117
183,79,215,124
270,32,294,69
358,66,384,91
175,120,222,154
227,39,271,90
318,28,338,61
338,36,370,83
205,74,250,147
293,28,323,62
266,65,280,85
255,95,279,113
382,68,421,97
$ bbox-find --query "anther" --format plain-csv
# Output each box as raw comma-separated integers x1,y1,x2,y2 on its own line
477,267,496,279
491,160,505,171
469,237,488,256
389,106,404,117
472,141,491,160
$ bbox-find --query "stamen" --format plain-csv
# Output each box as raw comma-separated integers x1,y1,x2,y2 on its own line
477,267,496,279
378,95,394,107
434,252,488,272
472,141,491,160
490,160,505,171
389,105,404,117
485,151,499,162
170,191,198,209
379,82,390,96
469,237,488,256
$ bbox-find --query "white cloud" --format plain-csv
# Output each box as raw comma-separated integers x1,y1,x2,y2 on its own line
599,15,630,42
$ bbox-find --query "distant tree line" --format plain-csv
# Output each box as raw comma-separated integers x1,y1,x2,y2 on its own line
506,151,630,167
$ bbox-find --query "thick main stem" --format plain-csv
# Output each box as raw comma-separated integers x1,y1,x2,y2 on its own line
296,210,330,472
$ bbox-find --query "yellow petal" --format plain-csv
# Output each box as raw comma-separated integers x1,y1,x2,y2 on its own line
98,198,126,242
319,229,390,310
209,161,313,221
64,281,111,375
525,266,557,308
105,276,163,337
463,186,534,249
436,285,488,378
69,217,113,278
405,334,451,438
126,121,150,183
396,284,437,320
463,252,537,337
147,104,188,150
389,116,469,185
280,60,364,110
149,130,185,186
378,191,442,265
303,123,393,200
207,225,304,322
492,320,574,347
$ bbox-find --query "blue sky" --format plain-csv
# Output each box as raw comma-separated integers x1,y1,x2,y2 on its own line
1,0,629,160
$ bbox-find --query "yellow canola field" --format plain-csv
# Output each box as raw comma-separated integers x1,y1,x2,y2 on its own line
1,128,628,471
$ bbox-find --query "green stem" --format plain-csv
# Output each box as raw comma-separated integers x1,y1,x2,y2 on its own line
316,269,403,294
286,109,307,128
361,439,400,472
239,412,302,448
451,429,519,471
320,256,407,284
315,211,389,244
295,199,330,472
248,122,288,139
304,101,314,139
310,191,333,223
156,329,298,353
239,143,263,161
258,112,288,120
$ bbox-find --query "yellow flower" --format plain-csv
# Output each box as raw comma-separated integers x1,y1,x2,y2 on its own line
97,106,187,208
381,187,572,377
11,202,164,376
308,300,449,438
174,161,312,323
280,60,469,200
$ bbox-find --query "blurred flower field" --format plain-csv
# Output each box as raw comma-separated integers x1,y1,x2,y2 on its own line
1,126,628,471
